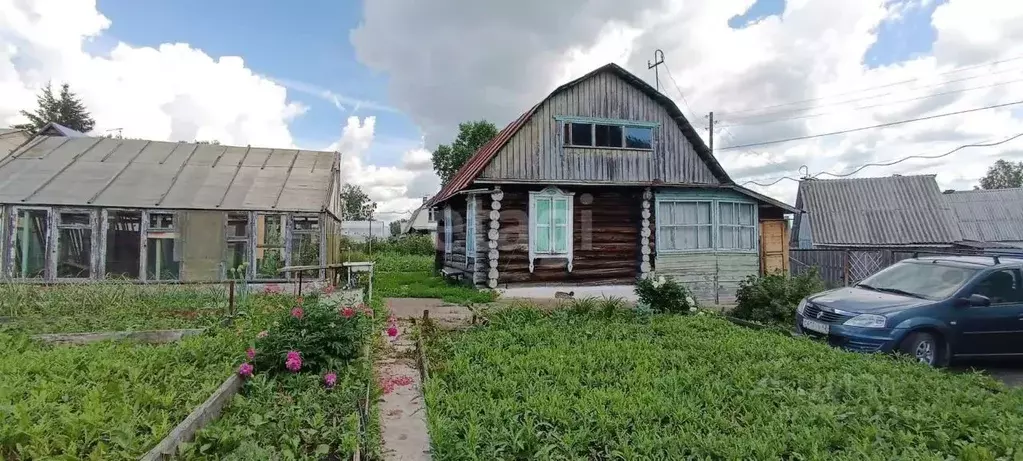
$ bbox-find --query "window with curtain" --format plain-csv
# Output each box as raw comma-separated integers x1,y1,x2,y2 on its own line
466,198,476,262
719,202,756,250
657,201,713,251
444,206,452,254
528,187,574,272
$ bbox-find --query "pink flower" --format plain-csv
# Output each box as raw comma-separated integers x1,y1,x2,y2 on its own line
256,330,268,339
246,347,256,360
263,284,282,294
324,372,337,389
285,351,302,372
341,307,355,319
291,307,304,319
238,363,254,378
387,325,399,338
323,285,335,294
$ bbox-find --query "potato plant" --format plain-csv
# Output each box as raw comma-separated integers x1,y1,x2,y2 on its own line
425,308,1023,460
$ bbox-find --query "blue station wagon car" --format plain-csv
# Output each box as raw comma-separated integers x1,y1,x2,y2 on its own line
794,255,1023,366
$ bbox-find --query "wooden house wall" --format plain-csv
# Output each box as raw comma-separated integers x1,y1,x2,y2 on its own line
495,185,641,286
479,71,719,185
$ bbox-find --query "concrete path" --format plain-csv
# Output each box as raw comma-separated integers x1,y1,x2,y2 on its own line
387,298,474,330
377,302,434,461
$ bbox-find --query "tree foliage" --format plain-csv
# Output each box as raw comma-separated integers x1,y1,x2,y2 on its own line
979,159,1023,190
341,184,376,220
15,82,96,134
432,120,498,184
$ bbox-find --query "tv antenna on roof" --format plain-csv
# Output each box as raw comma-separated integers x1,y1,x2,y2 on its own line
648,49,665,92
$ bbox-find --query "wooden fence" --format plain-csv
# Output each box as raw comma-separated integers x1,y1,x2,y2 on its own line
789,249,927,287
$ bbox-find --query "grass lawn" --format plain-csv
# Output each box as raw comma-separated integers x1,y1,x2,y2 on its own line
425,308,1023,460
372,253,496,305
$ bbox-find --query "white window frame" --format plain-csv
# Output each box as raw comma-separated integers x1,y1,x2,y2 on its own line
465,197,477,264
717,201,757,252
443,205,452,255
528,186,574,273
556,116,658,151
654,198,759,253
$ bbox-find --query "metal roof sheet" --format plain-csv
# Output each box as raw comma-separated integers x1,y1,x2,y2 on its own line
945,188,1023,242
0,128,30,161
428,62,733,206
0,136,337,211
796,175,963,246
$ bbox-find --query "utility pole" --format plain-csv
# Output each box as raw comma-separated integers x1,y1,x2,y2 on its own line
647,49,665,91
708,111,715,152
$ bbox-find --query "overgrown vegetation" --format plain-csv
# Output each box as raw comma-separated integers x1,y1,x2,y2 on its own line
635,275,696,314
731,269,826,326
0,331,241,459
425,306,1023,459
371,253,497,304
339,233,435,258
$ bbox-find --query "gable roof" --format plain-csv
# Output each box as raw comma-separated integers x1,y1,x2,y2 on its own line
38,122,87,137
429,63,732,206
796,174,962,246
0,136,339,212
945,188,1023,242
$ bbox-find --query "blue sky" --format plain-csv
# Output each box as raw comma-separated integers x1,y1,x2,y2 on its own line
96,0,421,163
93,0,947,169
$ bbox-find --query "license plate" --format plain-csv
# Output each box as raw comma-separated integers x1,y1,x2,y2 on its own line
802,318,830,335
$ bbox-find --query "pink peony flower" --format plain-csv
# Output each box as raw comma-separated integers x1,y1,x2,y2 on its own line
323,285,335,294
257,330,268,339
291,307,304,319
324,372,337,389
387,325,399,338
246,347,256,360
238,363,254,378
285,351,302,372
341,307,355,319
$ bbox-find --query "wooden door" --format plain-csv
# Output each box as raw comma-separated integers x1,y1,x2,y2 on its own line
759,220,789,274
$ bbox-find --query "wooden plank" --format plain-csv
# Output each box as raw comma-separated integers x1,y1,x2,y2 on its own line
139,374,243,461
33,328,205,346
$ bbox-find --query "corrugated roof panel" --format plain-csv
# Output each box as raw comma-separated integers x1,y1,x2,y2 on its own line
0,136,334,211
797,175,962,246
945,188,1023,242
312,151,334,171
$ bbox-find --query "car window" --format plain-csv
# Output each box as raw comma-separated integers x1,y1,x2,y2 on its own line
970,269,1023,304
857,261,979,300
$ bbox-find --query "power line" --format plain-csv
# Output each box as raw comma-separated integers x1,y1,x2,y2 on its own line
718,99,1023,151
720,53,1023,117
664,65,697,120
740,132,1023,187
719,75,1023,128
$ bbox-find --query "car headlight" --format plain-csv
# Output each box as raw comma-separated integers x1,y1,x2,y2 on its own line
844,313,887,328
796,298,808,316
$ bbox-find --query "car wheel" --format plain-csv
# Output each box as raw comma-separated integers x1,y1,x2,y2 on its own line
899,332,942,367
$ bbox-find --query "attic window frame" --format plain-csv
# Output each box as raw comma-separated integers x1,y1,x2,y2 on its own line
556,116,658,151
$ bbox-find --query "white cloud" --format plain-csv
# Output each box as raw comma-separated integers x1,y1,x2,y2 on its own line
352,0,1023,206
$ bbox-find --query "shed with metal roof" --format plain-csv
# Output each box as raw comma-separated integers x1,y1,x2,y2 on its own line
944,187,1023,247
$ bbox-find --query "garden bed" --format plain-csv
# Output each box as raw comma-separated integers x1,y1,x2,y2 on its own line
0,331,243,459
424,307,1023,459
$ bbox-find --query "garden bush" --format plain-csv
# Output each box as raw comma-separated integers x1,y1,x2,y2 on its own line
634,275,696,314
425,307,1023,459
732,268,825,326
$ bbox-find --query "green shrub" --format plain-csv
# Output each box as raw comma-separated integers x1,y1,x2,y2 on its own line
634,275,695,314
732,268,825,326
252,296,371,375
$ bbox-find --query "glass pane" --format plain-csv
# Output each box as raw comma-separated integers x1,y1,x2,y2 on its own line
60,212,90,226
293,216,319,231
570,123,592,146
255,214,285,279
662,227,676,250
739,227,754,249
535,198,551,225
681,227,697,249
553,198,568,226
534,225,551,253
14,209,47,278
697,202,712,224
720,226,736,249
226,241,248,279
658,202,674,226
227,212,249,239
698,225,712,249
256,247,283,278
57,228,92,278
594,124,623,147
146,238,180,281
554,225,568,254
563,122,570,145
106,211,141,279
720,203,735,225
679,203,694,224
149,213,174,230
290,232,321,277
625,126,653,149
739,203,754,225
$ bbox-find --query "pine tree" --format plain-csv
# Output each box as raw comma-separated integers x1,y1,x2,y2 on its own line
15,82,96,134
